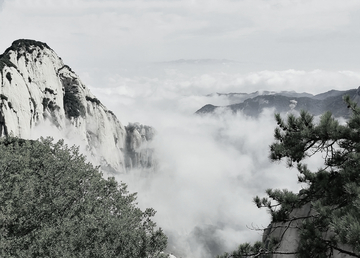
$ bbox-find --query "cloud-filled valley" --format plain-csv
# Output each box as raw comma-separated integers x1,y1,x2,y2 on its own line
2,0,360,256
84,64,352,257
117,109,296,257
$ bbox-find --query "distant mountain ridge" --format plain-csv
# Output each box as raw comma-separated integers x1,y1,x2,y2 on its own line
0,39,153,173
207,90,314,105
196,88,360,118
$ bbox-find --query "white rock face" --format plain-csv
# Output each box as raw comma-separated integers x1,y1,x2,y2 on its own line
0,39,151,173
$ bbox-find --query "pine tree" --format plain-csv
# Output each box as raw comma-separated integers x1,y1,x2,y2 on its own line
219,96,360,258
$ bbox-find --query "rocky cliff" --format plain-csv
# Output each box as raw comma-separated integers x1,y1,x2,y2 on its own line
0,39,152,173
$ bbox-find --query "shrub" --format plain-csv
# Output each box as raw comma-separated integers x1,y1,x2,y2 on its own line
107,110,116,116
0,137,168,257
5,72,12,83
86,96,101,105
44,87,55,95
0,94,8,101
63,91,85,118
42,98,60,112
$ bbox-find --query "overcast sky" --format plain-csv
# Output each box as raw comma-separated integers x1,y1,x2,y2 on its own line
1,0,360,73
2,1,360,257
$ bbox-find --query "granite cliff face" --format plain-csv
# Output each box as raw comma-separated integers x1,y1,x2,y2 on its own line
0,39,152,173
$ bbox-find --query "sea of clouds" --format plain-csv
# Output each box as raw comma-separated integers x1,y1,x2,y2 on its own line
2,0,360,256
81,63,359,257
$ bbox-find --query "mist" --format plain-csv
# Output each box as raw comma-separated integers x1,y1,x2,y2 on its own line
120,109,300,257
2,0,360,256
26,63,356,257
81,64,346,257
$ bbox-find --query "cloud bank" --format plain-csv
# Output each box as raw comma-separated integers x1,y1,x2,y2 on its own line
1,0,360,71
86,67,344,257
88,66,360,124
1,0,359,256
118,109,298,257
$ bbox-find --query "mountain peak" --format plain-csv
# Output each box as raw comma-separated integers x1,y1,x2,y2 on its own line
0,39,153,173
0,39,59,73
8,39,51,53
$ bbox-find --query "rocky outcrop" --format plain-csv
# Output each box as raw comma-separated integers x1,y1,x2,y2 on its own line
125,123,156,170
0,39,152,173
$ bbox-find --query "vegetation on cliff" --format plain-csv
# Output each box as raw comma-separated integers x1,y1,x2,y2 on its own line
219,96,360,257
0,137,168,257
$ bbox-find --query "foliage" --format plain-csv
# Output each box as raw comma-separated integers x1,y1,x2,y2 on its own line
42,97,60,112
60,70,86,119
0,137,168,257
0,59,16,72
0,39,49,69
58,65,74,74
266,96,360,256
217,241,273,258
0,51,17,73
63,90,86,118
8,39,51,54
220,96,360,257
5,72,12,83
0,94,8,101
86,96,101,105
107,109,116,117
42,97,50,110
45,87,55,95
